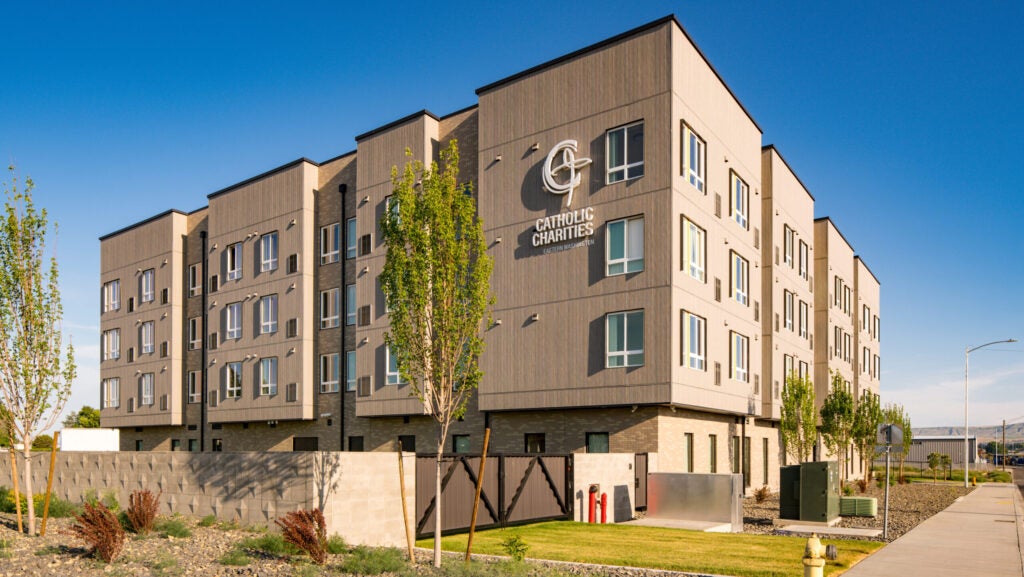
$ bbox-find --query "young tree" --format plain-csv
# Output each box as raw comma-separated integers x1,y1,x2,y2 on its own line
927,452,942,482
940,454,952,480
62,405,101,428
883,402,913,481
852,391,882,480
0,166,76,535
780,371,816,464
380,140,493,567
819,371,855,483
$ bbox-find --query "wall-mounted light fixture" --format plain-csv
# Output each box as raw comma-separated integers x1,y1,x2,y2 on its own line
530,313,540,322
531,142,540,151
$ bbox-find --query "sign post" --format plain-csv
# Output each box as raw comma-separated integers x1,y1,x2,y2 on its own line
876,423,903,541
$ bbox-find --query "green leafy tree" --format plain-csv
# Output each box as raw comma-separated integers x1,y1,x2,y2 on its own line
852,391,882,480
380,140,493,567
940,454,952,480
31,433,52,450
927,452,942,482
0,166,77,535
62,405,101,428
819,371,855,483
883,402,912,481
780,371,816,463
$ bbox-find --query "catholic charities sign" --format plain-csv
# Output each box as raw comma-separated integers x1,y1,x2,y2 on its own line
532,140,596,249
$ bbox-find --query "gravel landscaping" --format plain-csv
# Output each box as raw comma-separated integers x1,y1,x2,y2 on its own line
0,480,980,576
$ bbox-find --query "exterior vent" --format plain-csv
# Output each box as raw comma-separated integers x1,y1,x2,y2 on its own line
358,376,371,397
775,246,779,265
754,374,760,395
287,254,298,274
286,383,297,402
209,275,219,293
159,394,168,411
714,194,721,218
809,276,813,292
127,398,135,413
754,301,760,322
810,334,814,350
209,333,218,350
775,313,779,332
753,227,759,249
358,305,371,327
359,234,372,256
714,278,721,302
160,288,169,305
128,347,135,363
714,362,722,386
128,297,135,313
160,342,168,358
286,318,297,338
774,380,780,399
208,391,218,407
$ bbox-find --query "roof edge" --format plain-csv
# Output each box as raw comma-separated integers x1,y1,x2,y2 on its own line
814,216,856,253
354,109,441,142
854,255,881,286
320,148,357,165
762,144,815,201
440,103,478,121
99,209,188,242
207,158,319,200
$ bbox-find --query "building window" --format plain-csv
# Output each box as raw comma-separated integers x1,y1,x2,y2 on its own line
141,321,154,354
386,345,405,385
140,373,154,406
731,251,749,306
225,362,242,399
260,232,278,272
844,286,852,315
346,351,356,392
103,279,120,312
141,269,155,302
833,326,841,359
783,225,794,268
731,436,741,474
525,433,546,453
321,223,340,264
452,435,471,454
346,218,357,259
863,347,870,374
783,354,794,378
683,123,705,192
348,436,364,452
730,172,748,229
874,354,880,378
862,305,870,332
188,317,201,350
606,310,644,368
102,329,120,361
188,371,201,404
798,361,808,380
212,439,223,452
799,301,809,339
260,295,278,334
798,241,808,280
709,434,718,473
684,433,694,473
844,332,852,362
731,331,749,383
606,121,644,183
783,290,794,331
320,353,340,393
226,243,242,281
682,217,706,282
682,310,705,370
586,432,610,453
321,288,340,329
226,302,242,339
102,378,120,408
188,264,201,297
834,276,841,308
763,438,769,485
346,284,356,326
188,439,198,452
260,357,278,396
606,216,644,276
398,435,416,452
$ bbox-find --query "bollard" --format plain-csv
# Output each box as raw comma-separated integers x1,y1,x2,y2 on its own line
600,493,607,524
802,534,826,577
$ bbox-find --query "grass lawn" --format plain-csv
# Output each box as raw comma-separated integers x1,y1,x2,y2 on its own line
418,521,883,577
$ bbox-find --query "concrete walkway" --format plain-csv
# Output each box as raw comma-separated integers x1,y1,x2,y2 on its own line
842,483,1024,576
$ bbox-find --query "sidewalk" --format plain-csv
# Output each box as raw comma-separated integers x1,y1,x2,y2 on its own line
842,483,1024,576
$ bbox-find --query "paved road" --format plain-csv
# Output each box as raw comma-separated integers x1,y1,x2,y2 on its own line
842,482,1024,577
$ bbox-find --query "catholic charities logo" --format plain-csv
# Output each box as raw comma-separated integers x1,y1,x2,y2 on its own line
533,140,595,248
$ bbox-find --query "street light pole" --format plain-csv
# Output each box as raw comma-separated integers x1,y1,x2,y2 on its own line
965,338,1017,488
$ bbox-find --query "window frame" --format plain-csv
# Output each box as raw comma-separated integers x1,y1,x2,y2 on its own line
386,345,405,385
141,321,154,354
140,373,154,406
103,279,121,312
226,243,243,281
682,122,706,193
731,331,749,383
102,377,120,409
187,371,201,404
225,362,243,399
783,225,794,268
346,350,356,392
605,310,644,368
606,121,645,184
260,294,278,335
102,329,120,361
346,218,357,260
605,215,645,276
320,353,340,393
798,240,808,280
682,216,706,282
141,269,155,302
226,302,242,340
731,251,749,306
260,231,278,272
730,171,749,229
188,317,201,350
346,284,356,326
188,264,202,297
799,300,809,339
783,290,794,331
259,357,278,396
320,223,340,265
682,310,706,371
321,288,340,329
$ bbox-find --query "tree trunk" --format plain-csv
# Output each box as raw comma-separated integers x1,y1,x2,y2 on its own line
22,443,35,535
433,455,442,568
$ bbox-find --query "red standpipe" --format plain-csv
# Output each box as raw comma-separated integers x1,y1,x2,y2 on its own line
600,493,608,524
588,490,596,523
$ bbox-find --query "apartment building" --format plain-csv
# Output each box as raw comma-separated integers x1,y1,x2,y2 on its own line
99,15,880,489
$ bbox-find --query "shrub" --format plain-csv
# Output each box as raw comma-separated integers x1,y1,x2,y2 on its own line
44,495,81,518
326,534,347,554
0,486,43,515
842,484,854,496
217,519,240,531
753,485,771,503
83,488,120,512
68,502,127,563
275,508,328,565
856,478,869,493
198,514,217,527
156,518,192,538
500,534,529,562
340,546,408,576
126,489,161,535
149,551,179,577
240,533,299,557
218,547,249,566
0,537,10,559
35,545,62,556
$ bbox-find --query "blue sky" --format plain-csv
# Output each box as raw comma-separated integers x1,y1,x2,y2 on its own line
2,1,1022,429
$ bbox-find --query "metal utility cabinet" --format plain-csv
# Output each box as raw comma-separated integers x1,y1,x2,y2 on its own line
779,461,840,522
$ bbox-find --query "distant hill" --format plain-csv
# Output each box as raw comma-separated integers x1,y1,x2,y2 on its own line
914,423,1024,442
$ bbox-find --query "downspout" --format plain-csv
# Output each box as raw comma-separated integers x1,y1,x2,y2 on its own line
200,230,208,452
339,183,347,450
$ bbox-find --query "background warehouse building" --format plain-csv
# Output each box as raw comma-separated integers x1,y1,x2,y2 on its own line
98,15,880,491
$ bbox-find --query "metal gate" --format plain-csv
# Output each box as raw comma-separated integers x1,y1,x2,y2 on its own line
415,454,572,538
634,453,648,510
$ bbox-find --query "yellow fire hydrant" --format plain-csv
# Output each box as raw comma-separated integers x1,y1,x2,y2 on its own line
803,534,826,577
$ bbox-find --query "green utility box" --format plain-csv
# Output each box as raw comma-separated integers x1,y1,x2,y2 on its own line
839,496,878,517
778,461,840,522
